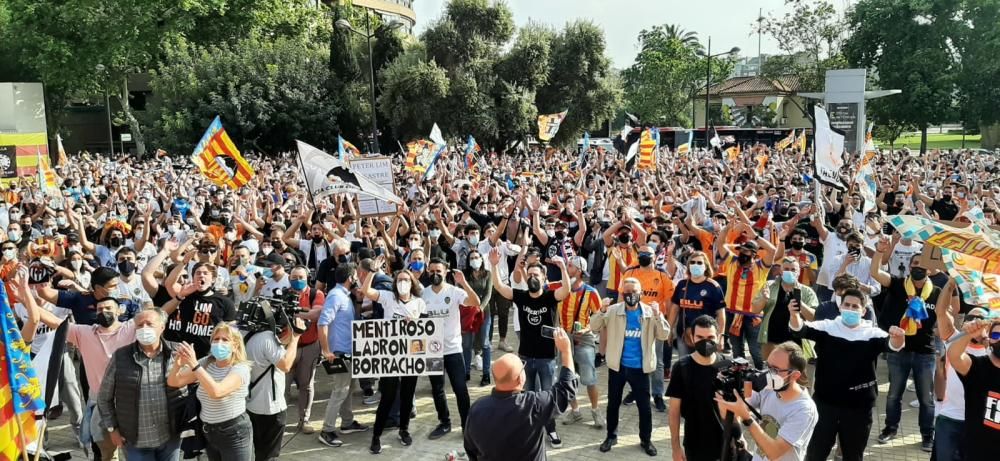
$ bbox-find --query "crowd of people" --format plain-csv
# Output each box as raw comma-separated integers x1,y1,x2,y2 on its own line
2,140,999,461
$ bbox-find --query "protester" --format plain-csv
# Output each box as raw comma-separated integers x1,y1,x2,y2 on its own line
590,277,670,456
946,317,1000,460
556,256,606,428
287,265,326,434
753,256,819,359
245,309,304,461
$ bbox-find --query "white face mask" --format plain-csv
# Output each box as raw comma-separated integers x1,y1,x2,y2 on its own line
469,258,483,270
766,370,789,391
429,229,441,241
409,240,421,250
348,224,357,234
397,280,411,294
2,249,16,260
136,327,159,346
71,259,83,270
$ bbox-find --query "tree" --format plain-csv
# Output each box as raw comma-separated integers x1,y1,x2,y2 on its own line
844,0,959,153
622,26,730,128
662,24,702,53
377,47,450,141
954,0,1000,148
759,0,847,93
535,20,622,146
146,37,338,154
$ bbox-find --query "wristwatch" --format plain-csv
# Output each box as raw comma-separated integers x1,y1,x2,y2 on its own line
741,416,756,427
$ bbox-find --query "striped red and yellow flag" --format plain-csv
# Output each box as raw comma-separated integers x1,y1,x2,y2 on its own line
638,128,658,170
36,149,58,194
190,116,254,189
405,140,437,173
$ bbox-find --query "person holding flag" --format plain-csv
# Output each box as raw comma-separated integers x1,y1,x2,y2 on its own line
1,275,46,461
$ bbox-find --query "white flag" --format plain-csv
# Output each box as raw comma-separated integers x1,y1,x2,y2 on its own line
624,141,639,164
813,105,846,190
430,123,446,147
296,140,402,204
620,124,632,141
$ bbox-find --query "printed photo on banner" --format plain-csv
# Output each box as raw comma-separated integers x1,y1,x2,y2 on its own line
351,318,444,379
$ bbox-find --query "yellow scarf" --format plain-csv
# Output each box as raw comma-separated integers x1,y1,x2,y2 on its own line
904,277,932,301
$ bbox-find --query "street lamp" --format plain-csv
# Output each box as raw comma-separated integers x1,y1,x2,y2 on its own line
697,37,740,141
335,16,404,155
95,64,114,156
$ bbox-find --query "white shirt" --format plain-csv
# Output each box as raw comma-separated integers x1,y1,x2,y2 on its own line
888,241,924,278
939,335,988,420
376,290,427,319
816,233,849,288
260,273,290,298
478,239,519,285
245,331,287,415
825,253,882,297
420,283,468,355
115,275,152,308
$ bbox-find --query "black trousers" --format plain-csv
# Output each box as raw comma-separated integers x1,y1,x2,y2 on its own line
248,410,286,461
429,353,471,429
373,376,418,437
606,366,652,443
805,400,873,461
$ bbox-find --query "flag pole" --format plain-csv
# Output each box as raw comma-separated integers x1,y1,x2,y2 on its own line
31,420,47,461
294,150,317,211
12,411,32,461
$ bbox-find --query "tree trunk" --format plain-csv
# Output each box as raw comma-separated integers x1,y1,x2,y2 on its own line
117,77,146,159
920,125,928,154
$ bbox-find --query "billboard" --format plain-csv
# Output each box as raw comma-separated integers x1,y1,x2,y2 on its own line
0,82,48,185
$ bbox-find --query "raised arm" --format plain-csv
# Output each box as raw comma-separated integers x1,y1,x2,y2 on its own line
488,248,513,300
870,237,892,288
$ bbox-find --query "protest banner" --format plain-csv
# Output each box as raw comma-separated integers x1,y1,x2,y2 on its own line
349,156,398,217
352,318,444,379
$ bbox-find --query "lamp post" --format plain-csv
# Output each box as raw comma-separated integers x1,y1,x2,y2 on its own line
95,64,114,156
697,37,740,140
335,15,403,155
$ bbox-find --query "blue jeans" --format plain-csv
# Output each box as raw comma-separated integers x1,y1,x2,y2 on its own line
885,351,935,436
933,415,965,461
727,314,763,369
523,357,557,433
125,438,181,461
652,339,667,397
607,366,652,443
462,315,492,376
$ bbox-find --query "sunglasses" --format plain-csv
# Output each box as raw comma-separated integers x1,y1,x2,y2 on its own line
199,248,218,254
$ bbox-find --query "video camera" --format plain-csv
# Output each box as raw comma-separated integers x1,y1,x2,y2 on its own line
713,357,767,402
237,288,309,337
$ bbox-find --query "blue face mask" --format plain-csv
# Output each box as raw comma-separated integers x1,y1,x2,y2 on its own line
689,264,706,277
409,261,425,272
290,279,307,291
840,310,861,328
211,342,232,361
262,268,274,279
781,271,797,284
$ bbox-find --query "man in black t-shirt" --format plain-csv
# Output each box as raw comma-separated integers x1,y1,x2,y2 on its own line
914,181,959,220
163,262,236,356
666,315,732,461
489,249,571,449
947,319,1000,460
871,238,939,450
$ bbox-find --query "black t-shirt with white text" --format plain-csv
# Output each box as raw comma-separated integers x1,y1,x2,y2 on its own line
164,292,236,356
959,355,1000,459
877,277,938,355
512,288,558,359
666,354,732,460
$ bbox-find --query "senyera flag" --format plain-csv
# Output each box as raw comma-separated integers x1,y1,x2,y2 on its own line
638,127,659,170
537,110,568,142
191,116,255,189
0,278,46,461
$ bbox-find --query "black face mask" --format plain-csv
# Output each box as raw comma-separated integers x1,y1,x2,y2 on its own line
554,231,566,240
992,342,1000,359
910,267,928,281
837,227,850,236
790,241,805,250
338,254,350,264
624,292,640,307
737,254,751,265
117,261,136,276
694,339,717,357
527,277,543,293
96,311,116,328
312,236,324,243
430,273,444,286
942,194,952,202
617,233,631,245
109,237,123,247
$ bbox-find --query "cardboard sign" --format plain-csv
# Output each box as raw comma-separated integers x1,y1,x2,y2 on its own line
349,156,397,217
351,319,444,379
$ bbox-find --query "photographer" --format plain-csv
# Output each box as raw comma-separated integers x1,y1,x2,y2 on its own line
667,315,732,461
789,288,905,461
245,301,306,461
715,342,818,461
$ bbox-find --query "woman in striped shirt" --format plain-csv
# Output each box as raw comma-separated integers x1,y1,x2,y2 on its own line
168,322,252,461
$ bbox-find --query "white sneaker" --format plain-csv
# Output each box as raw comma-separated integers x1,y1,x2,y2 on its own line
906,381,916,392
591,408,606,428
909,399,920,408
498,340,514,352
472,353,482,370
562,409,583,425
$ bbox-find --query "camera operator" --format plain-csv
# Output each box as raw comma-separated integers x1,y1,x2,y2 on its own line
789,288,905,461
715,342,818,461
245,303,306,461
667,315,732,461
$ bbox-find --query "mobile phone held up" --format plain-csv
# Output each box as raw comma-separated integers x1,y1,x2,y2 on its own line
541,325,558,339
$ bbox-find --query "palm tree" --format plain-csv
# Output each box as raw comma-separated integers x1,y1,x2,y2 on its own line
663,24,702,53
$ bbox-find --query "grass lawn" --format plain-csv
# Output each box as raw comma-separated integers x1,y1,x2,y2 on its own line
877,133,981,150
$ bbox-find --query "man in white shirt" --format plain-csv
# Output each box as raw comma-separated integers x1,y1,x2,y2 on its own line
421,257,481,440
812,216,854,303
245,318,303,461
477,222,520,352
259,253,291,298
827,232,881,298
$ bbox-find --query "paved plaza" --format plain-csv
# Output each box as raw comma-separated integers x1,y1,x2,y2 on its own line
47,330,932,461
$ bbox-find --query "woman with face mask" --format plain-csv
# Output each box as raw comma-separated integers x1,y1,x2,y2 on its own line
667,251,726,357
460,250,494,386
788,288,906,461
168,323,253,461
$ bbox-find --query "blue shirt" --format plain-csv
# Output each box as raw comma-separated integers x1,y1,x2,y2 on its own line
621,307,643,368
318,285,354,354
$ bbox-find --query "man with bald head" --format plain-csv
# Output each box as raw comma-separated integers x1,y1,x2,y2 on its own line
464,327,577,460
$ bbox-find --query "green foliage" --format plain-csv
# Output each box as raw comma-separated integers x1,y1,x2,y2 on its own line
954,0,1000,127
622,25,729,127
377,48,450,141
535,20,622,146
146,37,337,154
844,0,959,151
759,0,847,93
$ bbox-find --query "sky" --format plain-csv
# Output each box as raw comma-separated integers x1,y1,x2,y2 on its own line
412,0,853,69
